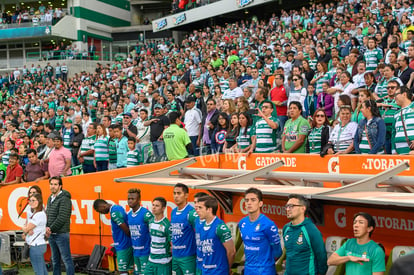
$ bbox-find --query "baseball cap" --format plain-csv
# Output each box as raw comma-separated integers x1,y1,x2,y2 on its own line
185,96,196,103
123,112,132,117
154,103,163,109
65,119,73,123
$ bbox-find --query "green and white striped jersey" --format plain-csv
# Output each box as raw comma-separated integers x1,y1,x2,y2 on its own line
80,135,96,165
392,102,414,154
253,116,280,153
364,48,383,72
127,149,140,167
148,216,172,264
94,136,109,161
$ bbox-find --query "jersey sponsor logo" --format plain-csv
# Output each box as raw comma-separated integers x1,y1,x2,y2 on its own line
201,239,214,255
270,225,277,232
171,223,185,240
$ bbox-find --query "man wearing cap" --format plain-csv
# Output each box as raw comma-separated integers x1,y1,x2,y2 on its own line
184,96,202,156
62,119,74,150
48,135,72,178
122,112,138,139
144,103,170,159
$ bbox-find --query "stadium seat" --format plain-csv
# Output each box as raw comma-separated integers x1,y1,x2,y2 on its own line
385,246,414,275
325,236,347,275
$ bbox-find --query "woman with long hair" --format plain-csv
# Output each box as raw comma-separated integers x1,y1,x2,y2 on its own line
221,99,236,117
236,96,250,113
22,193,48,275
211,112,229,153
223,113,240,153
352,89,373,124
70,124,84,166
307,109,331,154
354,99,386,154
236,112,252,153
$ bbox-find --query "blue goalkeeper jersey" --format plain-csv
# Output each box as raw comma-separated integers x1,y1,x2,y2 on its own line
110,205,132,251
239,214,282,273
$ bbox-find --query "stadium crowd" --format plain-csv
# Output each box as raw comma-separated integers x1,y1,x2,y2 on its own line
2,0,414,184
0,4,65,25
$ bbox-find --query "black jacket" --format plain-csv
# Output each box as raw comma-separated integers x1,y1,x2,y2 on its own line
46,189,72,234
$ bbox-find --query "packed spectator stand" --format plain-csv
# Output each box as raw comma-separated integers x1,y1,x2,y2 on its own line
1,0,414,184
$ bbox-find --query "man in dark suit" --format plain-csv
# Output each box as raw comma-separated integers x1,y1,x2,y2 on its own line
198,98,219,154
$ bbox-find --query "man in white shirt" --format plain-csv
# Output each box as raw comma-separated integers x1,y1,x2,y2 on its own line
184,96,202,156
222,77,243,100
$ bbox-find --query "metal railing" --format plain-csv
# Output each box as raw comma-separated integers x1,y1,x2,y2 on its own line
26,50,129,62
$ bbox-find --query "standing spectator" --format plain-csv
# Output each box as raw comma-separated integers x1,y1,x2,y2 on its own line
236,112,252,153
126,137,140,167
239,188,282,274
22,193,49,275
144,104,170,159
61,63,68,82
25,149,49,182
282,102,310,153
107,125,117,170
78,123,97,173
397,55,413,86
198,99,219,154
122,112,138,139
93,199,133,275
195,196,235,275
70,124,84,166
163,112,192,161
184,96,202,156
270,74,288,129
211,112,229,153
127,188,153,275
307,109,331,154
392,86,414,154
93,124,109,171
45,176,75,275
2,153,22,185
249,101,280,153
145,197,172,275
48,135,71,178
328,212,385,274
354,100,386,154
62,118,74,150
136,109,150,163
114,124,128,168
327,105,358,155
283,194,327,275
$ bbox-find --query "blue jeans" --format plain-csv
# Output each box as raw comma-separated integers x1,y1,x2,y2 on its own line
278,115,288,131
189,136,199,156
96,160,108,171
49,233,75,275
152,140,165,158
82,163,96,174
30,244,48,275
385,138,392,154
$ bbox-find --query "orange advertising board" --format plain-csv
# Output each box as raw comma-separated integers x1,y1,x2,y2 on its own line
0,153,413,256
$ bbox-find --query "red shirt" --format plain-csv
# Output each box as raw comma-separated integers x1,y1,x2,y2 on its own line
5,164,23,183
410,60,414,70
270,85,288,116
